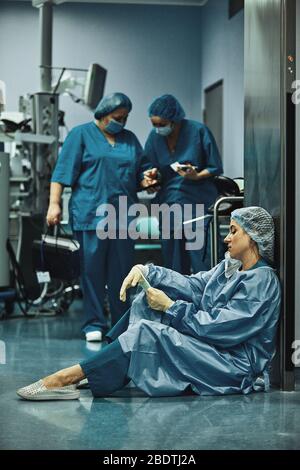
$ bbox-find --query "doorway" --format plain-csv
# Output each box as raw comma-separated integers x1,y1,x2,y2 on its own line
204,80,223,158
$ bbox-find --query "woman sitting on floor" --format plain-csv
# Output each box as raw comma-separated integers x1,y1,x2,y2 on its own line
17,207,281,400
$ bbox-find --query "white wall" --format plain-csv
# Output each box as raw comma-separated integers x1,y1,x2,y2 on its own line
200,0,244,177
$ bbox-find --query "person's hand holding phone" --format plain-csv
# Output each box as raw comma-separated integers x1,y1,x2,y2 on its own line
141,168,161,193
177,163,201,181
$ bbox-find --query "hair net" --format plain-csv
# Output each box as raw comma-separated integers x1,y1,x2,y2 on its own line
231,207,275,264
94,92,132,119
148,94,185,123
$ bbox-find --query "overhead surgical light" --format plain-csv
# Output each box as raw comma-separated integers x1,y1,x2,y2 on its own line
52,71,84,95
49,63,107,109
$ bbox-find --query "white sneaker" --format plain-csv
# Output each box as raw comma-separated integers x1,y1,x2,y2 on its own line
85,330,102,342
77,378,89,389
17,380,80,401
85,341,102,352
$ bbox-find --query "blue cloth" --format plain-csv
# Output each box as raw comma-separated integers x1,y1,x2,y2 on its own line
80,339,130,397
74,231,134,332
144,119,223,273
94,92,132,120
51,122,147,231
148,94,185,122
106,309,131,343
111,259,281,396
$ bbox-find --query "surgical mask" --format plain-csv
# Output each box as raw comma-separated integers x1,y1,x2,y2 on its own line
104,118,125,135
224,251,242,279
155,124,173,137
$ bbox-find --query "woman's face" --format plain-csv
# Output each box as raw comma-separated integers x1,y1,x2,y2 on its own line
101,107,129,127
150,116,172,129
224,219,255,260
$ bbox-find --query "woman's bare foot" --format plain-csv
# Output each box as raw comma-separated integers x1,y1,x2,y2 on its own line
42,365,85,389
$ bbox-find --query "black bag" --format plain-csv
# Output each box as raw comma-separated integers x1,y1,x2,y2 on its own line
32,228,80,282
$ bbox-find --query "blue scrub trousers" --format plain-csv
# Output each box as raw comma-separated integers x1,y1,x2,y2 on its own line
74,231,135,334
80,339,130,397
161,219,211,275
80,312,131,397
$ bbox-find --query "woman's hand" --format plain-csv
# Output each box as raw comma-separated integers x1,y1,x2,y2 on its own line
140,168,161,193
146,288,174,312
120,265,145,302
177,164,202,181
46,202,62,226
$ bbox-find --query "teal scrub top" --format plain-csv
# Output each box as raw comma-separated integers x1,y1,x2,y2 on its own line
51,122,147,230
144,119,223,210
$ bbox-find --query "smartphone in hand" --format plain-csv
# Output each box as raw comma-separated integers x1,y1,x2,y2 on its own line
177,164,196,172
170,162,198,172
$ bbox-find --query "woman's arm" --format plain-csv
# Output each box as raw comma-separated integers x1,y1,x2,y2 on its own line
163,274,281,348
51,127,83,187
201,125,223,176
119,263,218,304
132,136,153,190
47,127,83,225
145,264,218,304
46,182,64,226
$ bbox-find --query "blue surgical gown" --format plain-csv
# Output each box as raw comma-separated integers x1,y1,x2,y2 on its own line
51,121,147,230
144,119,223,212
116,260,281,396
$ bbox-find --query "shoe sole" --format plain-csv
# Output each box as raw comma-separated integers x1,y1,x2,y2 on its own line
17,391,80,401
77,379,90,389
85,336,102,342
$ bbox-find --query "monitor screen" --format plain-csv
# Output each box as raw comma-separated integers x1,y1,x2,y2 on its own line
84,63,107,109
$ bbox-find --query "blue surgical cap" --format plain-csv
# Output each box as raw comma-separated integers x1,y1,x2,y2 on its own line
94,92,132,119
231,206,275,264
148,94,185,122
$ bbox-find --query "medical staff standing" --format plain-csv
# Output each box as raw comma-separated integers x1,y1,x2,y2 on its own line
144,94,223,274
47,93,151,342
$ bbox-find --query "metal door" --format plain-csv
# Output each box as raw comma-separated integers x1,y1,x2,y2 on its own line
244,0,296,390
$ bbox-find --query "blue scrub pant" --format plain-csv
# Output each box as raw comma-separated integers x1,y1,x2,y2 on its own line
161,221,211,275
80,339,130,397
80,311,131,397
74,231,135,334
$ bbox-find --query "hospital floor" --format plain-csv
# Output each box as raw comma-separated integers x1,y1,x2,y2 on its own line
1,302,300,451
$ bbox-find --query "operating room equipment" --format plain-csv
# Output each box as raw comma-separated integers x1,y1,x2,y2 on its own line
0,1,107,316
0,152,10,289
